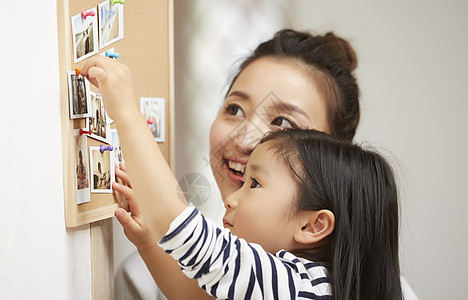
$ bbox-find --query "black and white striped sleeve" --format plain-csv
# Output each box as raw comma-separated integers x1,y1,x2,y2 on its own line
159,205,331,300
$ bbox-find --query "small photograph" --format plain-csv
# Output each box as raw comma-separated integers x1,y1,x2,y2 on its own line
111,129,124,168
86,92,110,143
140,97,165,142
68,71,91,119
74,130,91,204
89,146,114,193
98,0,124,49
71,8,98,63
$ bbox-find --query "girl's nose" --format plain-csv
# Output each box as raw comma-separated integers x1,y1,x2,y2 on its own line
224,191,239,210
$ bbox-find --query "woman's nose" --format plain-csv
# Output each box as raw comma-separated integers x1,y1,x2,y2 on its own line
231,116,270,155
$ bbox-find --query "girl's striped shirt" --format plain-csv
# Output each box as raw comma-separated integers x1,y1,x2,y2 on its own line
159,205,331,300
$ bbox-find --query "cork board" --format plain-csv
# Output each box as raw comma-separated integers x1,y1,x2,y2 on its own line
58,0,174,227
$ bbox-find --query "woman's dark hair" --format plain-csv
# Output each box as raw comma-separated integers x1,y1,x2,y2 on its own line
260,128,402,300
228,29,360,142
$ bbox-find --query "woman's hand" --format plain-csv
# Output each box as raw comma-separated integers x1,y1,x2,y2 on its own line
114,163,158,251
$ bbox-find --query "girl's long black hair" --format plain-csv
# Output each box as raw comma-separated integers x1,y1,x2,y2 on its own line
261,129,403,300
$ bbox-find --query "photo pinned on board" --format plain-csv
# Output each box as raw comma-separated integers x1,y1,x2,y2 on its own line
71,8,98,63
111,129,124,168
89,146,114,193
98,0,124,49
74,130,91,204
68,71,92,119
84,92,110,143
140,97,165,142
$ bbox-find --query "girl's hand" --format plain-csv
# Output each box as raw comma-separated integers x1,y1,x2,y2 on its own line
81,56,139,122
114,164,158,251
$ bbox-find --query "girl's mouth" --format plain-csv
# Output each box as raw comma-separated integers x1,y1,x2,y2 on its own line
223,218,233,228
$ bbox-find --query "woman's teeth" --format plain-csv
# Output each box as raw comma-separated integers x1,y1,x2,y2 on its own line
228,160,245,175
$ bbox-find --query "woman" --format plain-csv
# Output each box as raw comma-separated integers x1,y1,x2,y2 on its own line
113,29,414,299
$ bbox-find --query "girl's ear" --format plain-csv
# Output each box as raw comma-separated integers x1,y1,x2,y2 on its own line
294,210,335,245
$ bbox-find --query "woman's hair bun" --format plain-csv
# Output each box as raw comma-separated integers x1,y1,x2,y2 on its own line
323,32,358,71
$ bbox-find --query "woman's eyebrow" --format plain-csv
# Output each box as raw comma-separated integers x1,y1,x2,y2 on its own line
228,90,310,119
227,90,250,100
269,101,309,119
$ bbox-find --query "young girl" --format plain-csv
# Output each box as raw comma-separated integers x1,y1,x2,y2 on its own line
83,55,402,299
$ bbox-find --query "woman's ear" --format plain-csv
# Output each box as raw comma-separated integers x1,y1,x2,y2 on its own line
294,210,335,245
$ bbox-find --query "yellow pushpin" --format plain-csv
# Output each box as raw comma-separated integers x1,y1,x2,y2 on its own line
111,0,124,6
75,68,81,76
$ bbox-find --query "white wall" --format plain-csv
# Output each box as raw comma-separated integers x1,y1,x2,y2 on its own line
0,1,91,298
170,0,468,299
288,1,468,298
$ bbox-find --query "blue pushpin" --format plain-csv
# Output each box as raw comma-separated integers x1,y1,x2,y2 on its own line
100,144,114,153
111,0,124,6
105,50,119,59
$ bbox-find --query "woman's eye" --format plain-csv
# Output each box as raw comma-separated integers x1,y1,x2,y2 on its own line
225,104,244,117
271,117,296,129
249,178,260,189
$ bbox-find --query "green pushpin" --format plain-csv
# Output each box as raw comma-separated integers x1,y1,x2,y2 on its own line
111,0,124,5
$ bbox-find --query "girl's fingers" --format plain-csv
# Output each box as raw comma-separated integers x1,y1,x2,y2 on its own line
115,208,136,229
113,182,141,216
80,56,113,87
119,162,128,173
115,165,132,187
86,65,107,88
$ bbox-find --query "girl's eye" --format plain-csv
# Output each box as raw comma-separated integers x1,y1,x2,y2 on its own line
271,117,296,129
225,104,244,117
249,178,260,189
240,180,245,186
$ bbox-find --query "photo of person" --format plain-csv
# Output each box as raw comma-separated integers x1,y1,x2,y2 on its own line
89,146,114,193
111,129,124,168
73,130,90,204
68,71,91,119
98,0,124,49
71,8,98,63
140,97,165,142
86,92,109,142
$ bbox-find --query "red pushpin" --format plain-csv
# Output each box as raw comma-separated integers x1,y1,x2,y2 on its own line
75,68,81,76
81,10,95,20
146,119,154,124
100,144,114,153
79,128,91,135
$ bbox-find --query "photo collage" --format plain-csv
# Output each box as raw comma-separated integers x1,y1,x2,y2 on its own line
69,0,124,204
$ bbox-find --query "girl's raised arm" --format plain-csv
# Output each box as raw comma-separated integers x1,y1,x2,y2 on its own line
82,56,187,239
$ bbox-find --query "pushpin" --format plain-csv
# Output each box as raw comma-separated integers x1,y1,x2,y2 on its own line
111,0,125,5
146,119,154,124
100,144,114,153
79,128,91,135
81,10,95,20
105,50,119,59
75,68,81,76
